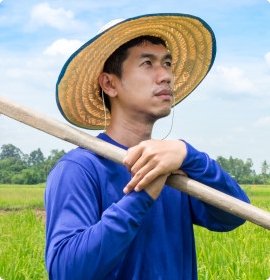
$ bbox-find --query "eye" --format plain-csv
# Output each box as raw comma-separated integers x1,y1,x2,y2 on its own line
164,61,172,67
142,60,152,66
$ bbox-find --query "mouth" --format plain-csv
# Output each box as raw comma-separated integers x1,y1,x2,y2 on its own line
154,88,173,101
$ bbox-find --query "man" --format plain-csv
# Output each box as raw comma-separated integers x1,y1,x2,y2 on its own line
45,14,249,279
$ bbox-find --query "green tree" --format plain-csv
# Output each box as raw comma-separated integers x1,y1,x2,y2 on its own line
11,169,40,184
243,158,254,176
0,144,66,184
216,156,255,183
261,160,269,184
0,156,27,184
28,148,45,166
0,144,23,160
0,169,12,184
261,160,269,175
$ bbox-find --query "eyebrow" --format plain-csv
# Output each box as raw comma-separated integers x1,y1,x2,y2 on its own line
139,53,172,61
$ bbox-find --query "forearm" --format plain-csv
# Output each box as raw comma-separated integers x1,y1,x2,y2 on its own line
47,191,153,280
45,161,154,280
181,141,248,198
181,141,250,229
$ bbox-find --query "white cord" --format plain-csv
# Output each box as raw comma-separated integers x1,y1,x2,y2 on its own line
161,93,175,140
101,89,107,131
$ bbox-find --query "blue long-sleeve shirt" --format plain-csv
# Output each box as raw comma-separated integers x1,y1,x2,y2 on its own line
45,133,249,280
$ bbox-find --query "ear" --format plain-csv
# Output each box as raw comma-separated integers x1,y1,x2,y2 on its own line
98,73,118,97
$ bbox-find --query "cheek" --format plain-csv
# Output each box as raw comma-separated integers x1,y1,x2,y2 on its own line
124,71,152,90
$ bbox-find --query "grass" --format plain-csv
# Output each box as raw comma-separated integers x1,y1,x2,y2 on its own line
0,210,47,280
0,184,269,279
195,222,270,279
0,183,45,210
195,184,270,280
0,184,46,280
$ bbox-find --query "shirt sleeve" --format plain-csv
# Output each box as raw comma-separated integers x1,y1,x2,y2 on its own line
180,141,250,231
45,159,154,280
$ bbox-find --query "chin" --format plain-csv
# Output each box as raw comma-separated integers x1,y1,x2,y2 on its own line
153,107,171,120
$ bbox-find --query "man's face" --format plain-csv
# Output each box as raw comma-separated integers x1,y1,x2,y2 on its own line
113,41,174,122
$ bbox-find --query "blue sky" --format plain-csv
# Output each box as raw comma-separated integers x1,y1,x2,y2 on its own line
0,0,270,173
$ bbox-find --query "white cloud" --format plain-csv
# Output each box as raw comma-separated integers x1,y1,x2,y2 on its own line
29,2,80,31
31,2,73,29
253,116,270,127
265,52,270,66
44,38,83,57
216,65,255,94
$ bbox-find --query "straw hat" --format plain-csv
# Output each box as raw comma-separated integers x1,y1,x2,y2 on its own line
56,13,216,130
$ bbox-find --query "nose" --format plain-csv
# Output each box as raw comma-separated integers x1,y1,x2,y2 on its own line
156,65,173,85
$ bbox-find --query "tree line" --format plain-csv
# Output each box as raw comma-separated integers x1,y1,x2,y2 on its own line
0,144,65,184
0,144,269,185
216,156,269,184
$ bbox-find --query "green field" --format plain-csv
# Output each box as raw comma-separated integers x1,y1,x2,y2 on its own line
0,184,269,280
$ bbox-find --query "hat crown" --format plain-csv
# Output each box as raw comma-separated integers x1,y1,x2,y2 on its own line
98,18,125,34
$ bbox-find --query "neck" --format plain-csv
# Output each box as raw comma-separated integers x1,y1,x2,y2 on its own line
105,116,155,147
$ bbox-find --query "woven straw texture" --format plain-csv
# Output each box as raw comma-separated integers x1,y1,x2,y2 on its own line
57,13,216,130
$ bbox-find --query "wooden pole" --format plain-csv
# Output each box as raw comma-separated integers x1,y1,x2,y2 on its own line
1,95,270,230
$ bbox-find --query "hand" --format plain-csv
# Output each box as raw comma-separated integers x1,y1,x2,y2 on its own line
123,139,187,195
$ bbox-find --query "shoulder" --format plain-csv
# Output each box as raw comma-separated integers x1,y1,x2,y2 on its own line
54,147,109,173
53,146,125,176
62,147,102,164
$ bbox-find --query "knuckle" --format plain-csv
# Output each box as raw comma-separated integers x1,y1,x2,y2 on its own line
134,171,143,180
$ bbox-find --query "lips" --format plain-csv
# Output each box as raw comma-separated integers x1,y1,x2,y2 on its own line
154,88,173,99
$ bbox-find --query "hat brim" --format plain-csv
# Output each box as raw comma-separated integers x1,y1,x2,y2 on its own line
56,13,216,130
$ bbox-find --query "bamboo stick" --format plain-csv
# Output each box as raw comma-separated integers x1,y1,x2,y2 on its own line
1,95,270,230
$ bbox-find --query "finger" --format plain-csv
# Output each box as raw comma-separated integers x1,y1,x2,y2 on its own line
128,147,160,176
123,163,166,194
123,146,143,171
133,160,173,191
123,164,151,194
123,140,153,170
134,169,163,192
129,154,157,176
